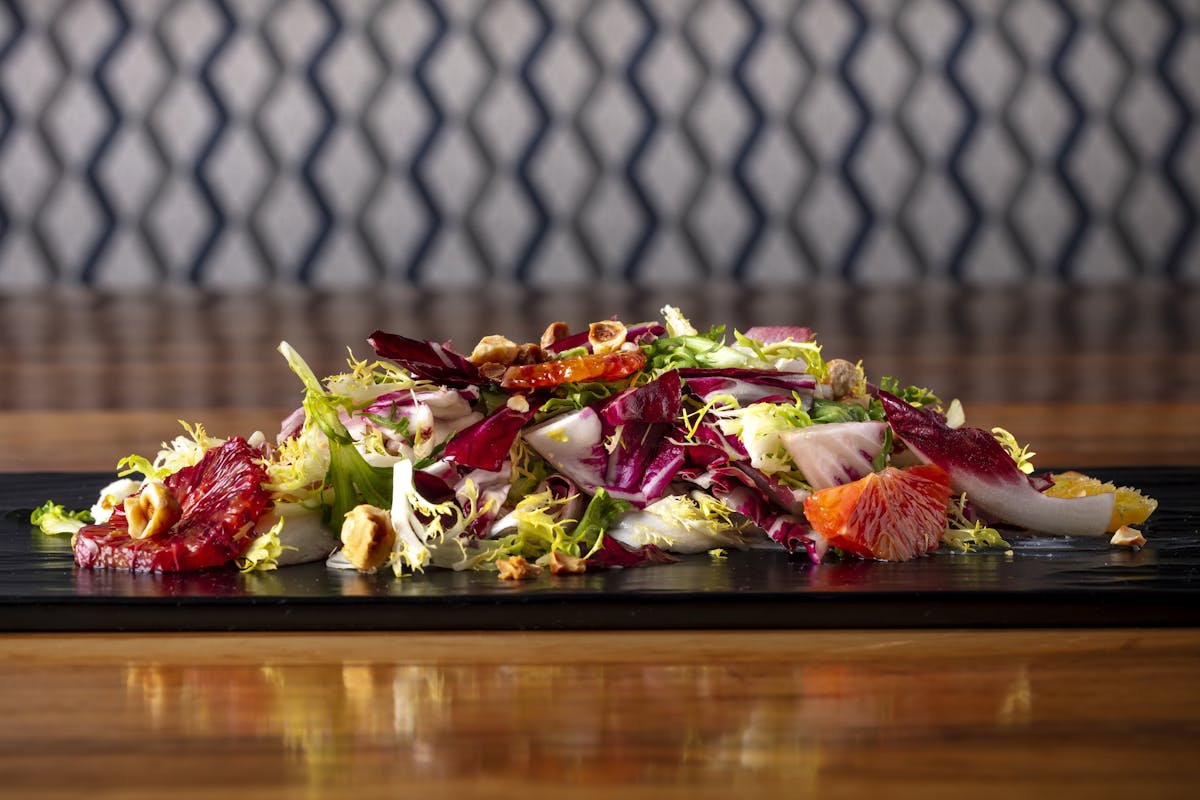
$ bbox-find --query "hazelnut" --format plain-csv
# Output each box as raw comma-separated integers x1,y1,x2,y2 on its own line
468,335,521,367
540,321,570,350
825,358,865,400
339,504,397,572
1110,525,1146,548
588,320,627,355
124,481,182,540
548,550,587,575
496,555,543,581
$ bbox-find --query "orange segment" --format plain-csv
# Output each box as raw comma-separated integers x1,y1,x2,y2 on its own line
1044,471,1158,533
803,464,952,562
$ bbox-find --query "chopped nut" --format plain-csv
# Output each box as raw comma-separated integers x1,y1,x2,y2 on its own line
340,504,397,572
468,334,521,367
515,342,545,365
1110,525,1146,548
478,362,508,382
496,555,543,581
506,394,530,413
588,320,627,355
548,550,587,575
825,358,865,400
124,481,182,541
540,321,570,350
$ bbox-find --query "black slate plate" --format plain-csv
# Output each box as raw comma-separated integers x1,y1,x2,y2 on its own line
3,468,1198,631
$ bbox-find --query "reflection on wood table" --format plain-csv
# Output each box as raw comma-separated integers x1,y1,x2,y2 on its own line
2,631,1198,798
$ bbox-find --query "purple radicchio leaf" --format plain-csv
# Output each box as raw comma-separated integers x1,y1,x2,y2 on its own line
522,406,609,491
601,371,685,497
585,535,678,569
603,443,686,507
368,330,484,388
684,471,822,561
779,420,888,490
278,406,305,442
872,387,1114,537
742,325,813,344
678,368,815,407
444,400,543,471
600,369,682,425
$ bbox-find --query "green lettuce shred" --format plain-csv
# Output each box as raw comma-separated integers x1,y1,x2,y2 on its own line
31,501,93,535
278,341,392,528
237,517,294,573
942,494,1010,553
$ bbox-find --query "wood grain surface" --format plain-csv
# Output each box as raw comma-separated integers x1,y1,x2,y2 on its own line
2,630,1198,798
1,284,1197,798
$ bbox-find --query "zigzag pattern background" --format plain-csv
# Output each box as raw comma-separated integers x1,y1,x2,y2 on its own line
0,0,1196,288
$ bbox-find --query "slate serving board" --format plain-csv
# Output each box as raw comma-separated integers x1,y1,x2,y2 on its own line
2,468,1198,631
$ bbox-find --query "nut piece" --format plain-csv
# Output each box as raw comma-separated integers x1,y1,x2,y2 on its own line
825,358,865,400
506,394,530,413
478,362,508,382
340,504,397,572
588,320,627,355
540,321,570,350
468,334,521,367
124,481,182,541
496,555,543,581
1110,525,1146,548
548,550,587,575
515,342,545,365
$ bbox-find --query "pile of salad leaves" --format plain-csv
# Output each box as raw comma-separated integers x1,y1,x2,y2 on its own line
36,306,1153,576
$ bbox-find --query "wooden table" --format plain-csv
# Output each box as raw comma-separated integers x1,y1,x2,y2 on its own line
1,283,1197,798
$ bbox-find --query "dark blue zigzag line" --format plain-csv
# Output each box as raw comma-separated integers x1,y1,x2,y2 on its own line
620,0,659,281
1049,0,1088,280
836,0,872,280
80,0,131,284
943,0,981,281
0,0,25,245
729,0,766,280
189,0,236,284
296,0,343,283
406,0,448,282
1155,0,1197,277
513,0,552,282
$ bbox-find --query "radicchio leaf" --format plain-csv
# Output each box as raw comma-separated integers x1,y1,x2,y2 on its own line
686,472,823,562
600,371,685,500
872,387,1114,537
444,400,543,471
743,325,813,344
368,330,483,388
585,535,678,569
779,420,887,490
678,368,815,406
522,406,608,491
600,369,682,425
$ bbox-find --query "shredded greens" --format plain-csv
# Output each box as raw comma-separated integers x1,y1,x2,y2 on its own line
942,494,1010,553
237,517,294,572
31,501,93,536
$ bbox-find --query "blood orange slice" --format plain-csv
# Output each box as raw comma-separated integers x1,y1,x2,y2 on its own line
74,438,272,572
500,350,645,392
802,464,953,561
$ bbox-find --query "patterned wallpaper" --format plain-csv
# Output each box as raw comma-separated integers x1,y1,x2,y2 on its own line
0,0,1196,288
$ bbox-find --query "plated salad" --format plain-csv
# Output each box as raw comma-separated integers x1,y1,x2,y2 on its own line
34,306,1157,578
